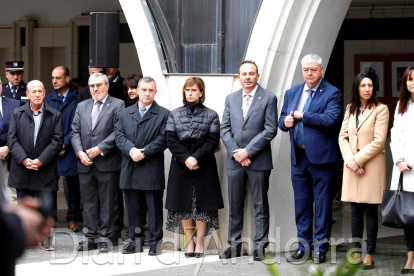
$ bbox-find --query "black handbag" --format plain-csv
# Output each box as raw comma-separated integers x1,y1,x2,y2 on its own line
381,172,414,229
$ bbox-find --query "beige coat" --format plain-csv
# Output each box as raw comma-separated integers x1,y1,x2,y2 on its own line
339,104,389,203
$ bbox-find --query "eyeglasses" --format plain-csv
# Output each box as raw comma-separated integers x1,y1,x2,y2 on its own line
89,83,105,90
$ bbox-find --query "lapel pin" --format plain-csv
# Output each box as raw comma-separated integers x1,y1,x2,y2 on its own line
258,97,261,100
320,89,322,92
107,103,110,106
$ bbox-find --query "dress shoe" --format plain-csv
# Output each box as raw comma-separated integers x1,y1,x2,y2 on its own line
253,248,266,261
68,221,80,232
122,242,141,254
362,260,375,270
148,244,161,256
219,247,241,259
98,242,109,252
77,241,97,251
194,252,204,258
313,251,327,263
185,252,195,258
286,250,308,263
41,241,55,251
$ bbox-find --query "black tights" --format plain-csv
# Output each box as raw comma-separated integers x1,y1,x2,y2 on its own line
404,226,414,252
350,202,378,255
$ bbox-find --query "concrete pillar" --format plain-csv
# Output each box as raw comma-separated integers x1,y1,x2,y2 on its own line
120,0,351,254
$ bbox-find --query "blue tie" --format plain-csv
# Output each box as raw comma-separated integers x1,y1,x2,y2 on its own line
11,86,17,98
296,89,313,145
57,95,64,110
140,106,146,118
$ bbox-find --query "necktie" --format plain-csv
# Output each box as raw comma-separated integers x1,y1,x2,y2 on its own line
296,89,313,145
57,95,64,110
11,86,17,98
0,110,3,134
91,102,102,129
140,106,146,118
243,94,252,120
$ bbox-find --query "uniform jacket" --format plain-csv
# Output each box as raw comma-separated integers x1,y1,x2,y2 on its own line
339,104,389,204
2,82,27,101
166,102,224,213
44,88,78,176
71,95,125,173
0,97,20,147
7,102,63,191
220,85,278,170
115,101,169,190
278,79,342,165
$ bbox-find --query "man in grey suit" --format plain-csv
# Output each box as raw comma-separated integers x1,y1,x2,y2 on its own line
220,61,278,261
71,73,125,252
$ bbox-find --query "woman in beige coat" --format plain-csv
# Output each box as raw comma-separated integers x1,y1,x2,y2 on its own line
339,72,389,270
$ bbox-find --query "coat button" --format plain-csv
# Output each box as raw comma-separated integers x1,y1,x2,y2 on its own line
355,134,357,136
357,149,360,152
138,125,142,127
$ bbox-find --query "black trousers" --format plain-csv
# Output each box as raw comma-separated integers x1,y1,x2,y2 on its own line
64,175,81,223
350,202,378,255
404,226,414,252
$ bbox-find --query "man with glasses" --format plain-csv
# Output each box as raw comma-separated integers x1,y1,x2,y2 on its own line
72,73,125,252
2,61,27,105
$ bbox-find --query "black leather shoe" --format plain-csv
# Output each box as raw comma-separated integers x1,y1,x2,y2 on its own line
253,248,266,261
77,241,97,251
313,251,327,263
122,242,142,254
148,244,161,256
99,242,109,252
286,250,308,263
219,247,241,259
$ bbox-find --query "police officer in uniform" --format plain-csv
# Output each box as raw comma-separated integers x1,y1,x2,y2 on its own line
2,61,27,103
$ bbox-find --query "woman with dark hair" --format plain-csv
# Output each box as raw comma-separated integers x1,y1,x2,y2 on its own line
339,73,389,270
390,66,414,274
165,77,224,258
123,74,143,107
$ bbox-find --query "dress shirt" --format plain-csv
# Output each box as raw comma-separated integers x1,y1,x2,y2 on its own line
294,80,322,148
242,85,258,117
30,103,44,147
129,102,152,157
91,94,108,117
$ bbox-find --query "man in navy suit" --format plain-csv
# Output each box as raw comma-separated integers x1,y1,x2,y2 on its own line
278,54,342,263
0,77,20,201
2,61,27,104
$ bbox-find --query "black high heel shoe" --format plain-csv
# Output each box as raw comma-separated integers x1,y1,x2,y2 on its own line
194,252,204,258
400,267,411,274
185,251,195,258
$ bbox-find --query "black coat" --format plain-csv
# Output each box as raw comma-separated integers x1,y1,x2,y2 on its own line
7,102,63,191
165,102,224,213
115,101,169,190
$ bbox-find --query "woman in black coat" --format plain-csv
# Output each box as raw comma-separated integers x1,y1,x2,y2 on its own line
123,74,143,107
165,77,224,258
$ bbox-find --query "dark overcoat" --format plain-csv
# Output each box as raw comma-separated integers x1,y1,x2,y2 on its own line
0,97,20,147
115,101,169,190
44,88,78,176
165,102,224,213
7,102,63,191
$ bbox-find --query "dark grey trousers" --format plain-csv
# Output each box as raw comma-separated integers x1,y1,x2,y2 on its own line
80,166,119,243
227,167,270,250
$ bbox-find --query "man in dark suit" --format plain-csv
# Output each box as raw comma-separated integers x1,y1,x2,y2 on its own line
8,80,63,251
220,60,278,261
71,73,125,252
278,54,342,263
2,61,27,105
116,76,169,256
0,77,20,202
45,66,81,232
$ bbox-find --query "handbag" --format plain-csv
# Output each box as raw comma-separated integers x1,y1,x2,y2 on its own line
381,172,414,229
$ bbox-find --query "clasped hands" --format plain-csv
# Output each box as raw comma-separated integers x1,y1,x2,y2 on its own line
346,159,365,175
0,146,9,160
284,111,303,128
22,158,43,170
78,146,102,166
185,156,199,170
131,148,145,162
233,148,251,167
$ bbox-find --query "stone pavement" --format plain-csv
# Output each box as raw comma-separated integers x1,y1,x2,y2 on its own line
15,230,409,276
